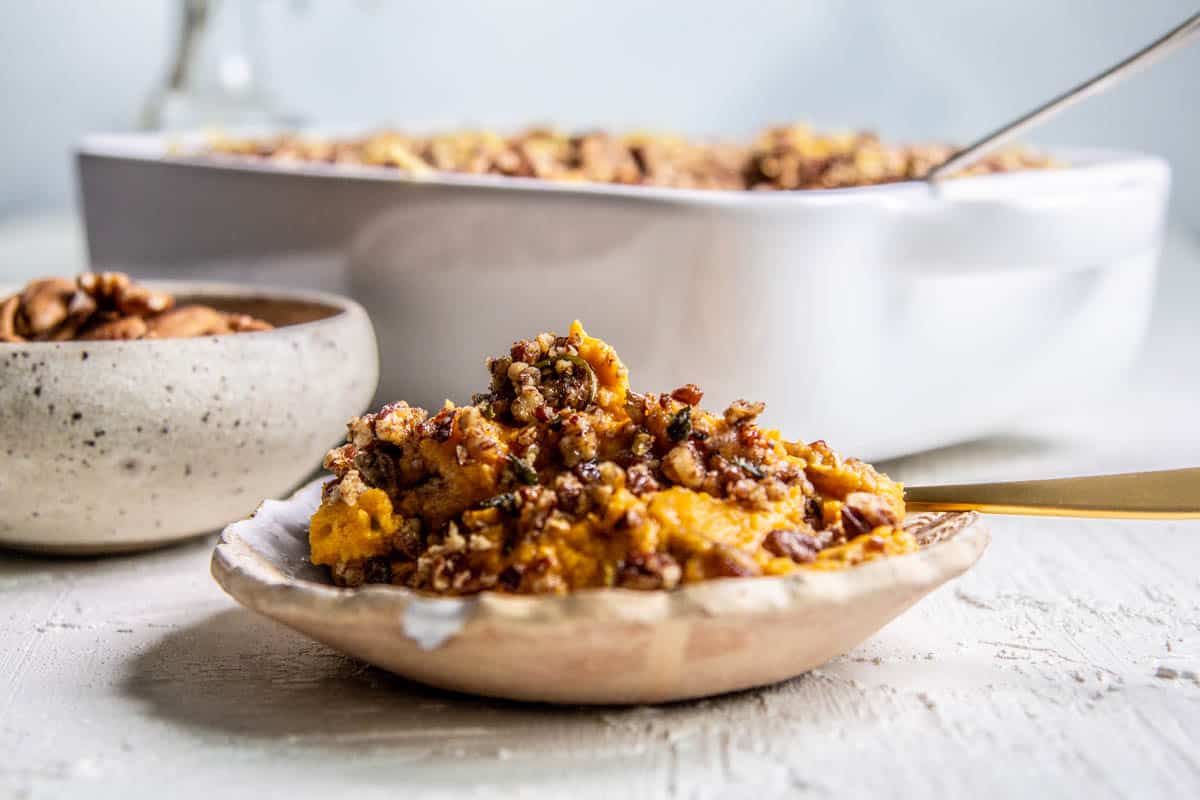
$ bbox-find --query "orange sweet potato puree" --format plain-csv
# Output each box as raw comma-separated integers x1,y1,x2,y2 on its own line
311,322,912,594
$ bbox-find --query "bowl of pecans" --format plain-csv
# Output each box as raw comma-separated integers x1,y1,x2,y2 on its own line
0,273,378,554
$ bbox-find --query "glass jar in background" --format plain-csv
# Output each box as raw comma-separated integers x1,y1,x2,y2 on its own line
140,0,298,131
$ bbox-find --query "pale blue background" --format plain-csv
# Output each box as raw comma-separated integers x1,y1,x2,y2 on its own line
0,0,1196,229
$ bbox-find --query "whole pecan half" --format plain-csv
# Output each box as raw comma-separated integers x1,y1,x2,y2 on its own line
77,271,174,316
144,306,233,338
0,295,24,342
18,278,76,337
80,315,149,341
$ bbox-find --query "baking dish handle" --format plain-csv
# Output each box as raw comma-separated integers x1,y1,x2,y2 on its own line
892,161,1170,275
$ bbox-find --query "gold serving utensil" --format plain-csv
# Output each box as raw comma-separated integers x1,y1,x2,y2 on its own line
904,467,1200,519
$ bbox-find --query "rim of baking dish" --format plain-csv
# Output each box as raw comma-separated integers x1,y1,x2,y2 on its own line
78,130,1170,210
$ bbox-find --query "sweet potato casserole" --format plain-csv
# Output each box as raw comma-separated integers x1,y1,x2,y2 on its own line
207,123,1054,191
310,323,913,595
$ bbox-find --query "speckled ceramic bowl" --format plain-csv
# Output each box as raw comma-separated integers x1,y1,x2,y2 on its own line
0,282,378,555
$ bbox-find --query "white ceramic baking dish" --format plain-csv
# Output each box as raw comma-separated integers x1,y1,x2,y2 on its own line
77,133,1170,459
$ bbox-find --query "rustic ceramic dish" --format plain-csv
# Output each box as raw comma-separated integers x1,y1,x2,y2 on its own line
212,477,989,704
0,282,378,555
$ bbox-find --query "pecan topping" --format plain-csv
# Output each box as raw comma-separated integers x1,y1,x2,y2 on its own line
207,125,1055,191
707,545,762,578
841,506,872,538
844,491,902,529
662,442,705,490
724,399,766,425
617,552,682,590
670,384,704,405
625,463,661,497
308,321,912,595
763,529,819,563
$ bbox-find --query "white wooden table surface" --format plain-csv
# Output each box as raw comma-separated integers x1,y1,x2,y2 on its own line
2,228,1198,799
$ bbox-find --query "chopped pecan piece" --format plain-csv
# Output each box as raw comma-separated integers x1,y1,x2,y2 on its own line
662,442,705,490
617,552,682,590
670,384,704,405
763,529,819,563
706,545,762,578
844,491,902,529
625,463,661,497
724,399,766,425
841,505,872,538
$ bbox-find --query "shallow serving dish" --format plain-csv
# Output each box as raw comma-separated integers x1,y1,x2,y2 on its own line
212,477,988,704
0,282,378,554
79,132,1170,458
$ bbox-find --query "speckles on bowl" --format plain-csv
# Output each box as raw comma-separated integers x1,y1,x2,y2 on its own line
0,282,379,554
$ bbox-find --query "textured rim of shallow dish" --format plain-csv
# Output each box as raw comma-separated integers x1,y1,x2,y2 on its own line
0,280,365,348
212,477,989,650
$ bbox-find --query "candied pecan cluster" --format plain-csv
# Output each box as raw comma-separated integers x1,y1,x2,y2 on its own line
0,272,273,343
309,322,911,596
207,123,1055,190
743,126,1054,189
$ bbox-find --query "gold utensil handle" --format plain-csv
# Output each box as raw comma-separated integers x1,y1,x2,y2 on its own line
904,468,1200,519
